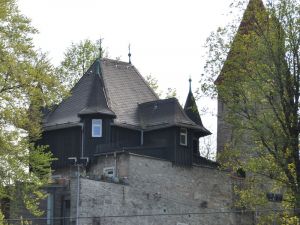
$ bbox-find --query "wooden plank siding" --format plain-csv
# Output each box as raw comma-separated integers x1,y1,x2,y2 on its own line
38,127,82,169
174,127,194,167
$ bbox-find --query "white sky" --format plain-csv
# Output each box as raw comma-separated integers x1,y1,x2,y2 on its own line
17,0,235,154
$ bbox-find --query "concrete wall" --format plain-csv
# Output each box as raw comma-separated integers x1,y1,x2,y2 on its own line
70,153,248,225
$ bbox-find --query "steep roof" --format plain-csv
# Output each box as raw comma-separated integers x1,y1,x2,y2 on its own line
100,59,159,127
43,58,158,129
43,58,209,134
215,0,266,83
184,79,205,127
43,59,115,128
138,98,211,135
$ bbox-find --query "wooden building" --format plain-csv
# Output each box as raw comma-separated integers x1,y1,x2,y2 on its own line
38,58,212,169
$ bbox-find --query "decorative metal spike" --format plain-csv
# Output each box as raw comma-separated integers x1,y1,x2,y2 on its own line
189,77,192,92
99,37,103,59
128,44,132,64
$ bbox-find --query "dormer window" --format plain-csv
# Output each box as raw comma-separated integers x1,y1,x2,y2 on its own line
92,119,102,137
180,128,187,146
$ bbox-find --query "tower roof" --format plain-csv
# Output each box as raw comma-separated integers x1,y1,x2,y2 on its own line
183,79,211,136
215,0,266,84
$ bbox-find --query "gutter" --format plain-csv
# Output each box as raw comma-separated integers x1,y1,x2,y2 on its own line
43,122,82,131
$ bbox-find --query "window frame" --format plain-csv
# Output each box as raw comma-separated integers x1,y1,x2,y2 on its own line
103,167,115,178
92,119,102,137
179,128,188,146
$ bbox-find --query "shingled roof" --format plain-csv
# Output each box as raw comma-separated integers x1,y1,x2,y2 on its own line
43,59,115,129
183,79,207,128
43,58,208,134
138,98,211,135
43,58,158,129
100,59,158,127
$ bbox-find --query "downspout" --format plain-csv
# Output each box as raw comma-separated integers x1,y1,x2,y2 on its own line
79,123,84,225
79,123,84,158
76,163,80,225
140,130,144,146
114,152,118,177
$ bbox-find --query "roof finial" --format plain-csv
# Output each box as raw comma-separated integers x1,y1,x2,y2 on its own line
128,43,132,64
98,37,103,59
189,76,192,93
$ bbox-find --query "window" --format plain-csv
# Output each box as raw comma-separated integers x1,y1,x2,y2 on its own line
92,119,102,137
103,167,115,178
180,128,187,146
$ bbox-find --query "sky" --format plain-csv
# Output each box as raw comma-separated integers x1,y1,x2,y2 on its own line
17,0,236,155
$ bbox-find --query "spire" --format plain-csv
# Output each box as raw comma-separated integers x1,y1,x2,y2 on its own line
215,0,266,84
128,44,132,64
239,0,266,34
184,79,204,127
98,37,103,59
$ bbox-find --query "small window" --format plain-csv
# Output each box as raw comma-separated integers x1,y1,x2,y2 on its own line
92,119,102,137
180,128,187,146
103,167,115,178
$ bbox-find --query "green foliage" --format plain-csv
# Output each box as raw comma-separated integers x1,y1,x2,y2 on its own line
57,39,102,90
204,0,300,222
0,0,65,219
165,87,177,99
145,74,178,99
145,74,162,97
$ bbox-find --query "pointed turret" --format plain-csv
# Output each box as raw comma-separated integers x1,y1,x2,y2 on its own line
215,0,267,83
215,0,271,155
184,79,211,136
184,78,203,126
78,60,115,116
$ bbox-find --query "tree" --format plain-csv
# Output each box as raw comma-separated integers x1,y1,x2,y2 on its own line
0,0,64,220
145,74,178,99
145,74,162,97
203,0,300,223
57,39,103,90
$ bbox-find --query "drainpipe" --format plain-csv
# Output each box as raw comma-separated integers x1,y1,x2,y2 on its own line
76,163,80,225
80,123,84,158
140,130,144,146
68,157,80,225
114,152,118,177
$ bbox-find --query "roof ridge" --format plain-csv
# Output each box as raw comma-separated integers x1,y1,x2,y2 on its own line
99,61,113,110
102,58,130,65
46,69,92,120
138,97,177,106
174,98,196,125
131,65,160,100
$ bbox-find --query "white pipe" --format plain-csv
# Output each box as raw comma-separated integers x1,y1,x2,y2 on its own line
80,124,84,158
76,164,80,225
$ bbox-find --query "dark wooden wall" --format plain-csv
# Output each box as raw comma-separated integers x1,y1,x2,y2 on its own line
82,116,112,157
111,126,140,148
143,127,176,161
37,127,82,170
174,127,194,166
39,117,199,169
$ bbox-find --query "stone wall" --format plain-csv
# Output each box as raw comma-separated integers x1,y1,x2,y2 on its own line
70,153,250,225
217,99,233,157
